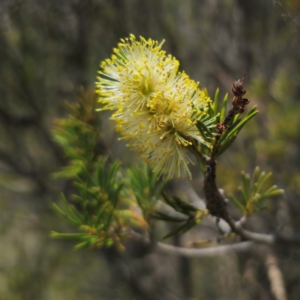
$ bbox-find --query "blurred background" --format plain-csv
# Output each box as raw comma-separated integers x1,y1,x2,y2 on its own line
0,0,300,299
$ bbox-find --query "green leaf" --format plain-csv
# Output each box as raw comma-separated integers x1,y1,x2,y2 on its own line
253,166,261,185
52,196,82,226
237,186,248,206
162,192,177,210
68,205,84,224
110,182,124,207
256,172,272,193
75,241,91,250
152,211,188,222
196,119,213,138
52,202,66,215
104,208,114,231
163,222,188,239
217,106,258,156
229,194,245,212
220,93,229,121
107,160,121,191
182,219,198,233
72,195,84,203
216,133,238,156
52,161,84,179
258,186,284,202
173,196,198,213
224,108,258,140
241,171,251,200
94,202,111,227
96,157,108,188
51,232,88,240
213,88,220,116
230,167,283,216
220,106,258,145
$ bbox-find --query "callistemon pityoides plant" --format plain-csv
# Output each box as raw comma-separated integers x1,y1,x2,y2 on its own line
96,34,211,178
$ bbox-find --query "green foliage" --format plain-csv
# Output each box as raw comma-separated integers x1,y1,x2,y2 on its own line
52,88,102,172
51,157,143,250
213,91,259,157
219,92,229,122
195,89,259,158
127,163,168,220
51,89,149,250
152,192,208,239
229,167,284,216
216,105,259,156
52,86,215,249
193,89,218,154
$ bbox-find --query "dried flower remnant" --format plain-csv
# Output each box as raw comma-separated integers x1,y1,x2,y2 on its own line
217,75,250,135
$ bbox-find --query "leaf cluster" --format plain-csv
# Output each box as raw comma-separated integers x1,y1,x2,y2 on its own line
52,157,143,250
51,89,149,250
51,88,182,250
194,88,259,158
229,166,284,216
152,192,208,239
127,164,168,220
52,88,102,177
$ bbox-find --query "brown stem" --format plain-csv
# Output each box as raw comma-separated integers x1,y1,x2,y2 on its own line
203,75,250,218
203,160,230,219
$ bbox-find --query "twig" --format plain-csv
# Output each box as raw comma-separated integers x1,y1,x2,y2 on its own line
127,229,253,257
265,251,287,300
156,241,253,257
235,215,247,227
225,217,300,247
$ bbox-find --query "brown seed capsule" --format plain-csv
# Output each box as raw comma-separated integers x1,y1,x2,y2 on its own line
232,75,246,99
242,98,250,105
216,123,228,133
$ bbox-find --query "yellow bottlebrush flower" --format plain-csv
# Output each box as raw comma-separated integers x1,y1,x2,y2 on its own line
97,35,211,178
96,34,179,111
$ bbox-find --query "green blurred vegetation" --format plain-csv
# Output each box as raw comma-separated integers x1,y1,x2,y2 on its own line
1,0,300,299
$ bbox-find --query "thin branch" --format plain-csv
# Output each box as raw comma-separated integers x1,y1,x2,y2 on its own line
225,217,300,247
235,215,247,227
156,241,253,257
127,229,253,257
265,251,287,300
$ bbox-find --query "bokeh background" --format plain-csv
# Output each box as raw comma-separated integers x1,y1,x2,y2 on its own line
1,0,300,299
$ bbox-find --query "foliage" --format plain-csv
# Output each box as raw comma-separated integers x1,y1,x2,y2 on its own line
52,88,102,171
127,163,168,221
51,90,149,250
51,80,281,250
229,167,284,216
153,192,208,239
52,157,129,250
195,88,259,158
